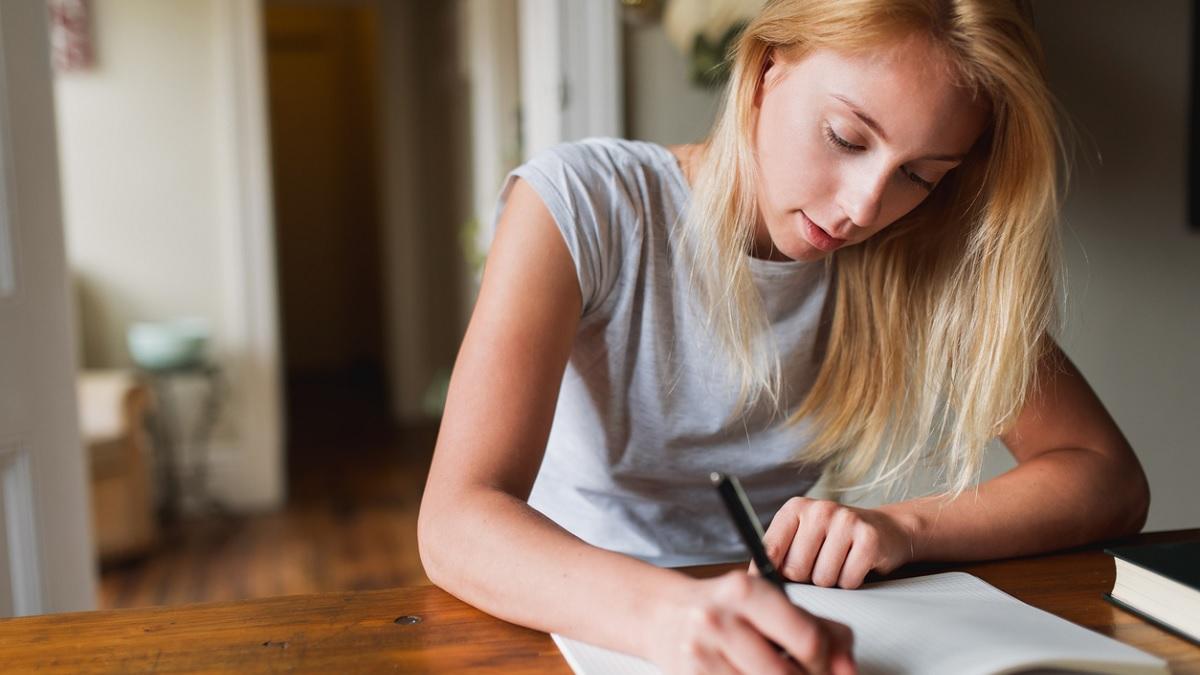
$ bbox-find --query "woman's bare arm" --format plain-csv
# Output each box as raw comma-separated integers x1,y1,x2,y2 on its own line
878,342,1151,562
418,178,854,674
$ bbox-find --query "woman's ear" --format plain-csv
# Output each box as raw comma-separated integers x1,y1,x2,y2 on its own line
754,50,778,109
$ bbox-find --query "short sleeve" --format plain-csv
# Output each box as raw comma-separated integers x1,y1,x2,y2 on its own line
489,140,636,318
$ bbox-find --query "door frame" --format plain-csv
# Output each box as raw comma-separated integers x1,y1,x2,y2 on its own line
0,0,96,616
202,0,626,504
208,0,285,511
517,0,623,159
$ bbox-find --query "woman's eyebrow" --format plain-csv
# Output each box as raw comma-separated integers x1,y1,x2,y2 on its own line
832,93,892,141
831,93,966,162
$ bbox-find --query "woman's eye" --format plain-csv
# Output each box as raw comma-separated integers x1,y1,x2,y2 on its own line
823,124,861,152
904,168,935,191
824,122,935,192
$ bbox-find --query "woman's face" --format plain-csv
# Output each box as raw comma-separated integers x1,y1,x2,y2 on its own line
751,34,990,262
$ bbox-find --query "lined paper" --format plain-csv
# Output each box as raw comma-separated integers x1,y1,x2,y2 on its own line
552,572,1169,675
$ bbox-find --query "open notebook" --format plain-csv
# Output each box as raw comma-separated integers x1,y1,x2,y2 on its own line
552,571,1168,675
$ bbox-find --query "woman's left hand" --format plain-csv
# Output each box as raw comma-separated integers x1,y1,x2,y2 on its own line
755,498,917,589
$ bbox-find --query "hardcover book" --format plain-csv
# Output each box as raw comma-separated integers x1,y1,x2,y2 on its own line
1104,539,1200,646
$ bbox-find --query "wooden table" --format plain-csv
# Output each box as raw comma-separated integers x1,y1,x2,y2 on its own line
3,529,1197,673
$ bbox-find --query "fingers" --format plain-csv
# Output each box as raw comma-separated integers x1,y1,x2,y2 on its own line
837,534,876,589
693,574,805,675
771,499,888,589
718,615,803,675
811,510,857,588
694,572,857,675
826,619,858,675
732,574,838,675
760,498,803,577
685,644,740,675
777,498,836,583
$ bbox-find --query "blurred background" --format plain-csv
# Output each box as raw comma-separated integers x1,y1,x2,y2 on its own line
0,0,1194,617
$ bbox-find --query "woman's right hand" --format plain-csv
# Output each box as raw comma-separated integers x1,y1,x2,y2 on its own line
647,571,857,675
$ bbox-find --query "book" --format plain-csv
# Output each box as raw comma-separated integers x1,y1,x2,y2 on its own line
552,571,1168,675
1105,539,1200,646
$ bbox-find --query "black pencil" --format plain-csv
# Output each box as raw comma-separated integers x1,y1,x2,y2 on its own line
710,471,789,594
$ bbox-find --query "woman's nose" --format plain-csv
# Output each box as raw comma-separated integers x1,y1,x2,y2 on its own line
838,164,891,231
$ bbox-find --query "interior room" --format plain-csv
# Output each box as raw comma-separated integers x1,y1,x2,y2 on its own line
56,0,470,607
0,0,1196,670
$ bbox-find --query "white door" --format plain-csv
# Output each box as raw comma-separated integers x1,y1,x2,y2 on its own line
0,0,96,616
517,0,623,160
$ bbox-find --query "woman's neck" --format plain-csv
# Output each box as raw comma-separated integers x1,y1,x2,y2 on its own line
665,142,704,189
665,141,791,262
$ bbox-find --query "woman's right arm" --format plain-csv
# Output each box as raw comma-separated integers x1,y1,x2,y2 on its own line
417,178,855,675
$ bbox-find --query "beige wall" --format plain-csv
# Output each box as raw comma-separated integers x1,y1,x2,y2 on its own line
1034,0,1199,530
377,0,470,422
56,0,227,368
55,0,469,483
623,18,721,145
55,0,284,512
623,3,1200,530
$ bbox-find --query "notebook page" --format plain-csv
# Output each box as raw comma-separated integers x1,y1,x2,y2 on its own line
785,572,1167,675
551,634,658,675
551,571,1168,675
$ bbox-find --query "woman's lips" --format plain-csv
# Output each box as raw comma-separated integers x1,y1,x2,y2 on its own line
801,211,847,252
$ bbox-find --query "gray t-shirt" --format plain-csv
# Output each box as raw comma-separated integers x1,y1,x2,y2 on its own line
492,137,834,567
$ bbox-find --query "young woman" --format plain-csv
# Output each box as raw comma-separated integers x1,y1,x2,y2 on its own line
419,1,1151,673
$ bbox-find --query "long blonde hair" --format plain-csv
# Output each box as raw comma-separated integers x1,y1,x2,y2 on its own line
679,0,1067,500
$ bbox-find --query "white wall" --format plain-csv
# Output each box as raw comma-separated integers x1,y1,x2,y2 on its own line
54,0,283,512
1034,0,1199,531
623,17,721,145
461,0,520,324
55,0,471,515
377,0,471,423
56,0,226,366
623,4,1199,530
0,0,97,616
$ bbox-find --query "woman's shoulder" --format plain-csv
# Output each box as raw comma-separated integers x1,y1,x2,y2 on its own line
522,137,684,189
500,138,685,318
534,136,669,163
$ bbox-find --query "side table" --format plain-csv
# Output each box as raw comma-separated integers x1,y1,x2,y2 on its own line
138,361,227,522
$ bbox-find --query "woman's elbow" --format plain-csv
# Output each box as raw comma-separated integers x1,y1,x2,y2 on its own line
1109,450,1151,538
1124,464,1151,535
417,493,452,588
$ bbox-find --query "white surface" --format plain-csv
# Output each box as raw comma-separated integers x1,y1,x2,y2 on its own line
623,18,721,145
519,0,622,160
552,572,1168,675
208,0,283,512
462,0,520,321
0,0,97,615
54,0,227,368
1030,0,1200,532
1112,559,1200,641
53,0,284,511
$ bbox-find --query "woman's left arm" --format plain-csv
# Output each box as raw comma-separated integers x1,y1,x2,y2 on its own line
878,340,1151,562
759,340,1151,588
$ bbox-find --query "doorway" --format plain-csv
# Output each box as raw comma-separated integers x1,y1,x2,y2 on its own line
264,3,391,483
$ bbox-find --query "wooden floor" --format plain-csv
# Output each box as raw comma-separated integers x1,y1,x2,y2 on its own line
98,372,437,610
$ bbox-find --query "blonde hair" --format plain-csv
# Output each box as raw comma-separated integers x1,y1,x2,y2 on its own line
678,0,1067,500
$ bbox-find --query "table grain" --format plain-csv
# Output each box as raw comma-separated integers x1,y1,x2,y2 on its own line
2,529,1196,673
